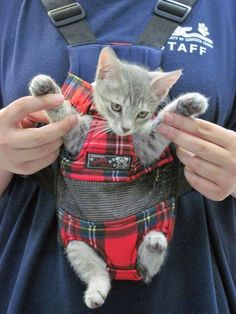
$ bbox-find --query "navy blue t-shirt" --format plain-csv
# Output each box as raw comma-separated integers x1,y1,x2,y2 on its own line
0,1,236,313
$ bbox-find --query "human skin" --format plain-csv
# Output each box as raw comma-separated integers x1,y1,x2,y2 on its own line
157,112,236,201
0,94,78,195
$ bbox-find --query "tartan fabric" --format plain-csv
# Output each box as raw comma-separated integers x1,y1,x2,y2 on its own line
58,198,176,281
58,72,178,281
60,72,174,182
61,72,94,114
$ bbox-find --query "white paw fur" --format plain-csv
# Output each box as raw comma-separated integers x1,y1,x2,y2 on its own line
137,231,167,284
84,278,111,309
144,230,168,252
66,241,111,309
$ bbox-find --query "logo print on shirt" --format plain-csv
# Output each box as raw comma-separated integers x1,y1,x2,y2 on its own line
165,23,214,55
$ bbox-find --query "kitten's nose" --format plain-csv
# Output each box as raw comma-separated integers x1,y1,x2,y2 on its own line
122,127,131,133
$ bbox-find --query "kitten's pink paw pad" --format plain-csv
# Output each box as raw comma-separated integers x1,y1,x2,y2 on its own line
176,93,208,116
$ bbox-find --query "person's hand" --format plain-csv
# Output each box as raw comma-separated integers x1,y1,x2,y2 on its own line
157,112,236,201
0,94,77,175
18,110,50,128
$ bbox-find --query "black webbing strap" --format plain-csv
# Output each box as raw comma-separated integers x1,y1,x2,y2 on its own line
41,0,197,48
40,0,96,45
30,164,58,194
168,143,192,199
138,0,197,48
177,163,192,197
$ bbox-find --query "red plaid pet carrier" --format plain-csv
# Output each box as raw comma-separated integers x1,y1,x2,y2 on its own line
56,75,178,280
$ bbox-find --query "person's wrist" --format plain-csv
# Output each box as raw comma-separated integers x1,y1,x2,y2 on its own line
0,167,12,175
0,167,13,196
231,183,236,197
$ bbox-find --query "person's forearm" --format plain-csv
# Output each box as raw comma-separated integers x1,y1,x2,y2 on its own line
0,168,13,196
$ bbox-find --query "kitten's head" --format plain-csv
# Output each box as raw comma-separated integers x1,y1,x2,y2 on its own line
93,47,181,136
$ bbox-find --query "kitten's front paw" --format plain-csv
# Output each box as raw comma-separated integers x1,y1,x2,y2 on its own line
176,92,208,117
29,74,60,96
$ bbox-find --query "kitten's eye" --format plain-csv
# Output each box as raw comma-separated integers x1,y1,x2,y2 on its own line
137,111,149,119
111,102,122,112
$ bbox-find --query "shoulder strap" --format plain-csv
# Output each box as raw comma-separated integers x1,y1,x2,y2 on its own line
138,0,198,48
41,0,197,48
40,0,96,45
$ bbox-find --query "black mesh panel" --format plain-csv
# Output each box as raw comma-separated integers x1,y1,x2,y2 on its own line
56,161,178,222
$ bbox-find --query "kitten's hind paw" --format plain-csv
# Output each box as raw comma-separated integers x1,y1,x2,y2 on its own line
29,74,60,96
84,279,111,309
137,231,167,284
136,263,153,284
144,231,167,253
176,92,208,117
85,288,106,309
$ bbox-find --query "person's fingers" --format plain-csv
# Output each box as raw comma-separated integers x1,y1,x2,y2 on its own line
177,146,236,200
184,167,226,201
9,138,63,164
19,111,49,128
157,123,227,167
5,94,64,125
177,147,222,184
161,112,235,149
11,114,78,149
19,149,60,175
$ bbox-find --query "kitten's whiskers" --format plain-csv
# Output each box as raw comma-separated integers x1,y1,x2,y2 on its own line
94,126,112,136
90,122,112,136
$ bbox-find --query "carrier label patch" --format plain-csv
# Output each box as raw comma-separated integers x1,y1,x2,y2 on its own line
87,154,132,170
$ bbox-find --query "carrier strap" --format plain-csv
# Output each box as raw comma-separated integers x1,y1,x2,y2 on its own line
40,0,96,45
41,0,197,48
138,0,198,48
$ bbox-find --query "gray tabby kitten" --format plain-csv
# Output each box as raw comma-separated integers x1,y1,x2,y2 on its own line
29,47,208,309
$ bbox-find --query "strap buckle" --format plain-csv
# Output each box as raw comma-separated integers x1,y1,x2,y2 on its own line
154,0,191,23
48,3,85,27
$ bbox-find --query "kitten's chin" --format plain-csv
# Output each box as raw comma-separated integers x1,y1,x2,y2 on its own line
111,126,134,136
117,132,132,136
112,129,130,136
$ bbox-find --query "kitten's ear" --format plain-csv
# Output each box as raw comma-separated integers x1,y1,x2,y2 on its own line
150,69,182,99
96,47,121,81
